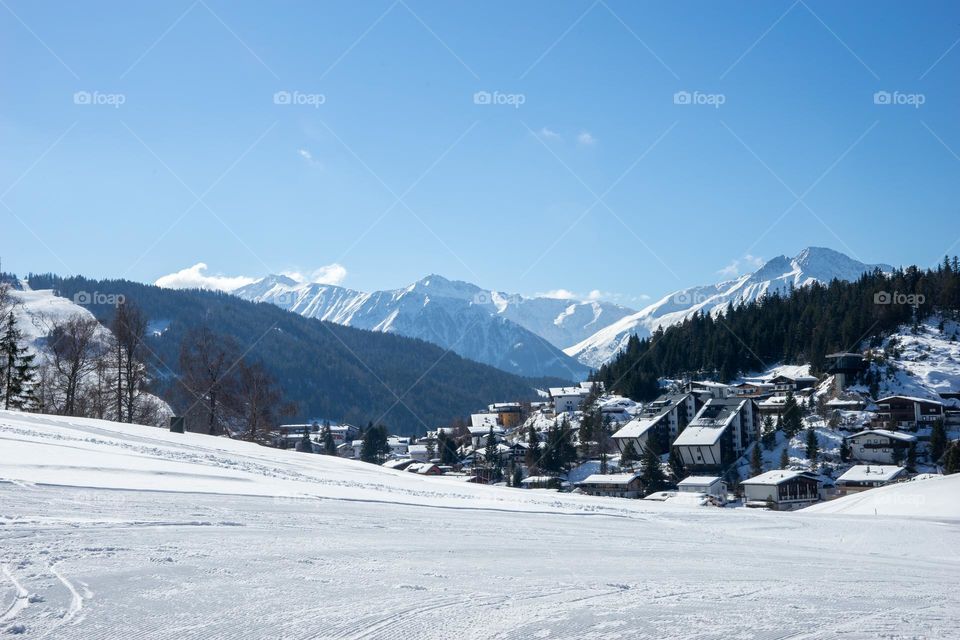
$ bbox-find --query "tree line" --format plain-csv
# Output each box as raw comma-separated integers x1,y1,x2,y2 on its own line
594,258,960,402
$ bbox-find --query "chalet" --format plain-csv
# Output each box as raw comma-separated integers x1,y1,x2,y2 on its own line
825,398,866,411
873,396,944,430
846,429,917,465
767,373,818,396
612,392,702,457
672,398,760,472
520,476,562,490
742,470,824,510
383,458,419,471
549,386,591,413
387,436,409,456
575,472,644,499
407,444,431,462
406,462,442,475
685,380,732,399
836,465,906,494
468,425,505,448
677,476,727,503
758,395,789,418
730,381,775,399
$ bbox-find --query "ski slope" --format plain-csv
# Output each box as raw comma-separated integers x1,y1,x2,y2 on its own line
1,410,958,639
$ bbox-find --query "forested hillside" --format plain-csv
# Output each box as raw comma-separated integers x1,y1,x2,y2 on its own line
595,258,960,401
27,274,565,434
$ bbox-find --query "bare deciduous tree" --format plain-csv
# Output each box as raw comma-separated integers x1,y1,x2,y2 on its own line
178,326,241,436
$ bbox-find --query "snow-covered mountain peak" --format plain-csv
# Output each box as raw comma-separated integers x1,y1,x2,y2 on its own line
566,247,894,368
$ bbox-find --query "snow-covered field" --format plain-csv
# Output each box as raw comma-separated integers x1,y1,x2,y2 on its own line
1,410,958,639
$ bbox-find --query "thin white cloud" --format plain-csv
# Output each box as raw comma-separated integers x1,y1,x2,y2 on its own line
537,127,562,141
281,263,348,286
155,263,257,291
298,148,321,167
539,288,577,300
718,254,765,278
577,131,596,146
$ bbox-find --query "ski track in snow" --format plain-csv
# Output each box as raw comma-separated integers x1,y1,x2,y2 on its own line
0,410,958,639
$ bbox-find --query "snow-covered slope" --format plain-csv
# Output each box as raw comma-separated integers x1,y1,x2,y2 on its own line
231,274,631,379
858,314,960,401
1,410,958,639
568,247,893,367
804,473,960,517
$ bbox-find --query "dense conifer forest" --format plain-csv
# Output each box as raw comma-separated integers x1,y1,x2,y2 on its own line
26,274,567,434
594,258,960,401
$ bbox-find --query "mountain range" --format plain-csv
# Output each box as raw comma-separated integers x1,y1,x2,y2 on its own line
567,247,894,367
232,275,635,379
229,247,893,374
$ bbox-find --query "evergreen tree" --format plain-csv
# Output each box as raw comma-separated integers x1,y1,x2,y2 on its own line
779,447,790,469
296,425,313,453
805,428,819,465
750,443,763,477
525,425,541,469
360,425,390,464
321,421,337,455
0,312,36,410
619,442,639,469
640,445,667,493
944,443,960,475
425,436,436,461
668,447,685,481
891,442,905,466
782,392,803,437
761,415,776,450
511,465,523,487
839,438,850,463
906,441,917,472
930,419,947,462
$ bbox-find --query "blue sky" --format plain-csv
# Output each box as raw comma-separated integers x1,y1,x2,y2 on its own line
2,0,958,307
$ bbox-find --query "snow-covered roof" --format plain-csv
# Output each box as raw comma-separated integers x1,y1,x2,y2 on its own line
470,413,500,428
837,465,905,484
520,475,559,485
847,429,918,443
468,425,504,436
407,444,429,454
549,387,589,397
577,472,642,486
876,395,943,406
677,476,723,488
672,425,725,447
758,396,788,407
742,470,820,486
611,415,663,440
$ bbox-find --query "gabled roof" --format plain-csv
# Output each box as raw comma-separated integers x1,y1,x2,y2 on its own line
576,472,642,486
875,395,943,406
549,386,590,397
847,429,918,443
743,470,821,486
